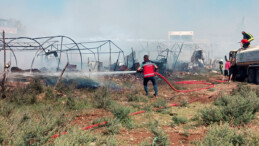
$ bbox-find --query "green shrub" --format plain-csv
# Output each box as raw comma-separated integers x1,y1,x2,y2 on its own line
152,98,167,110
0,102,14,117
110,102,133,129
66,96,76,110
245,131,259,146
198,106,223,125
231,84,257,97
45,87,56,100
3,79,45,105
92,117,121,135
214,95,231,106
8,88,37,105
103,119,122,135
92,87,112,109
172,116,188,125
151,127,169,146
197,88,259,125
64,95,89,110
196,124,246,146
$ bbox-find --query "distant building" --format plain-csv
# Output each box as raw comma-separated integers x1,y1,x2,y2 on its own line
0,19,23,34
168,31,194,42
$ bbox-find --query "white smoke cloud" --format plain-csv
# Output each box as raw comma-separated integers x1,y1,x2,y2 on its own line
1,0,259,69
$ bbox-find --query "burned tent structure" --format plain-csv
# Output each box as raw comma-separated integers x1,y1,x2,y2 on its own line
0,36,124,72
191,49,205,68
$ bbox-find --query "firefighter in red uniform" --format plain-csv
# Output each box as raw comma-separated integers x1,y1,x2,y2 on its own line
137,55,158,97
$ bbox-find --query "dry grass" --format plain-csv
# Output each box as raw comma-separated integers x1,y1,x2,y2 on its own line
0,73,258,145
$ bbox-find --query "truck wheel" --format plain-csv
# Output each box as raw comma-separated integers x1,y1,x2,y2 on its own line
248,68,256,83
256,69,259,85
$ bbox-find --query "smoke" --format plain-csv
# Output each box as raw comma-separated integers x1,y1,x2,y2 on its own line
1,0,259,68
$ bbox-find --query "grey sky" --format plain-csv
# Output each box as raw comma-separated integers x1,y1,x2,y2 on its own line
1,0,259,62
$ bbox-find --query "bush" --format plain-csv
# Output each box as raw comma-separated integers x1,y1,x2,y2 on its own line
7,88,37,104
103,119,122,135
197,106,223,125
45,87,57,100
151,126,169,146
197,88,259,125
65,95,89,110
172,116,188,125
92,87,112,109
0,102,14,117
245,131,259,146
92,117,121,135
231,84,258,97
110,102,133,129
66,96,76,110
196,124,246,146
152,98,167,112
3,79,45,105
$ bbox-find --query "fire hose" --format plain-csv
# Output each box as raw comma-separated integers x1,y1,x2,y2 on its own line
51,72,216,138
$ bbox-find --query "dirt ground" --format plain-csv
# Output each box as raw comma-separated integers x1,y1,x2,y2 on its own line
1,72,258,145
65,72,259,145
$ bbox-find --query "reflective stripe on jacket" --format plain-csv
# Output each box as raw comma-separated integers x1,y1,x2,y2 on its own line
243,32,254,42
143,62,155,78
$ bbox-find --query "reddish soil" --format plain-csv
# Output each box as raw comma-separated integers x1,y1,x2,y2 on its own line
163,126,206,146
70,109,113,127
117,128,154,145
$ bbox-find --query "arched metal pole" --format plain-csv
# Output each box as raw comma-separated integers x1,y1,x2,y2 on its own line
35,36,83,70
30,49,42,72
6,37,46,52
6,37,45,69
0,40,18,66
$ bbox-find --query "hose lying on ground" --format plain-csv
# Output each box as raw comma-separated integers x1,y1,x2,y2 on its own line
154,72,215,92
51,72,216,138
